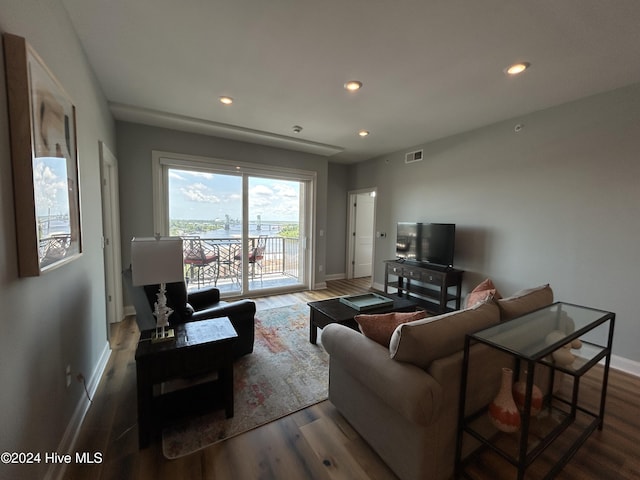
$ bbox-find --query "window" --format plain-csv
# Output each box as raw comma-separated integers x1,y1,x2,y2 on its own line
152,152,314,297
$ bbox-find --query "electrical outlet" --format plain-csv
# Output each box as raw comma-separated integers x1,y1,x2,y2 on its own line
66,365,72,388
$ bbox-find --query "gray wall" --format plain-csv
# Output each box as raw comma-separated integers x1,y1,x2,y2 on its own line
326,162,349,277
115,121,330,288
349,83,640,367
0,1,116,479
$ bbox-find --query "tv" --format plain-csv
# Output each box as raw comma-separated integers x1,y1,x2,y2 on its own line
396,222,456,268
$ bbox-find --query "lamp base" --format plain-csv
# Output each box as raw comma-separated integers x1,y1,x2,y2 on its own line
152,328,175,343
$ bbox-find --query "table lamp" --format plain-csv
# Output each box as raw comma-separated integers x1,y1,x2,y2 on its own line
131,236,184,341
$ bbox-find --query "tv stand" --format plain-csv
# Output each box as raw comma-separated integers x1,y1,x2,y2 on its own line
384,260,464,314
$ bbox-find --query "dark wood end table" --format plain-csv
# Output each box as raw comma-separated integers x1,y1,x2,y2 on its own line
308,293,418,344
135,317,238,448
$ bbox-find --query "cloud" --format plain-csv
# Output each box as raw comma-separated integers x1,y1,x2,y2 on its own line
224,193,242,204
170,175,301,221
273,183,297,198
249,188,299,218
33,158,68,214
250,184,273,196
181,182,221,203
170,169,216,183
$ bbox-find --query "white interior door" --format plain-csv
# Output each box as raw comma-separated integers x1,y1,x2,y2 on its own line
352,191,375,278
100,142,124,332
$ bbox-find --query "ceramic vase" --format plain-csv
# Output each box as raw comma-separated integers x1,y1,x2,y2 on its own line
512,370,543,417
488,367,521,433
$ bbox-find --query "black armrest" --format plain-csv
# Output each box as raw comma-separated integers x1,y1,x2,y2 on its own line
191,299,256,358
187,286,221,310
190,299,255,322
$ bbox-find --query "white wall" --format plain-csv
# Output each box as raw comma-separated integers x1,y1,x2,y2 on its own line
350,83,640,368
0,1,115,479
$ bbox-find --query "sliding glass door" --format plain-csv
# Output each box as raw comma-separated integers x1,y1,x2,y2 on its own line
157,153,312,297
246,176,305,293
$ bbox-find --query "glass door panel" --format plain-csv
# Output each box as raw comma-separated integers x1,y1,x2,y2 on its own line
247,176,306,292
168,168,243,295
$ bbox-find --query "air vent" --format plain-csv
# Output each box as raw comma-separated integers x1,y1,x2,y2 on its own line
405,149,423,164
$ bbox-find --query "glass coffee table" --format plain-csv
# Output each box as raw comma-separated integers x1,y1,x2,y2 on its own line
455,302,615,480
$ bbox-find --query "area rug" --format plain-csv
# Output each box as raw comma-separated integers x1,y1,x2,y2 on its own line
161,303,328,459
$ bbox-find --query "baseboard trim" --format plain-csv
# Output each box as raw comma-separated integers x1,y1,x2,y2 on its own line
325,273,346,281
123,304,135,318
47,341,111,480
610,354,640,377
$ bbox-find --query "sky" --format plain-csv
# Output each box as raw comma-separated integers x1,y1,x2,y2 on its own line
33,156,69,217
168,168,301,222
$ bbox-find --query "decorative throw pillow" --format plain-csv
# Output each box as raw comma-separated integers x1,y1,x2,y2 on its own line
466,278,502,308
355,310,428,347
496,284,553,321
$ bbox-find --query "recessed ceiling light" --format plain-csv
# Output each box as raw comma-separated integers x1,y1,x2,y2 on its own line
506,62,531,75
358,130,369,137
219,96,234,105
344,80,363,91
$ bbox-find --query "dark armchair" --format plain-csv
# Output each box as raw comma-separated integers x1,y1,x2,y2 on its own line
123,267,255,358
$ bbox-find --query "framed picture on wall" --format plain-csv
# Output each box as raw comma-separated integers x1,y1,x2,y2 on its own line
3,33,82,276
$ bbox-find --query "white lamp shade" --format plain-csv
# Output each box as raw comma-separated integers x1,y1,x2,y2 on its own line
131,236,184,286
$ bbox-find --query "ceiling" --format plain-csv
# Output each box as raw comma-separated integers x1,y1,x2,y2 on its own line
61,0,640,163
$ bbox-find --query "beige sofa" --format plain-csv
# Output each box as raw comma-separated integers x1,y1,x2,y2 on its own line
322,284,554,480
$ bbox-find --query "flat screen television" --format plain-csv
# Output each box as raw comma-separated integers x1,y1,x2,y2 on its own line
396,222,456,268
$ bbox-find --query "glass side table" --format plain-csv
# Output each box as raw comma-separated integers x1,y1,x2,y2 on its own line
455,302,615,480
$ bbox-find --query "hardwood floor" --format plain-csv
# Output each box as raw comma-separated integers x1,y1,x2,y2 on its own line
64,279,640,480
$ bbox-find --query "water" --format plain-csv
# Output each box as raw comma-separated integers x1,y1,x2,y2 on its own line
197,224,285,239
39,218,70,236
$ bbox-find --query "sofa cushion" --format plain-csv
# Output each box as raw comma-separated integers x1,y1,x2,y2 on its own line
355,310,428,347
466,278,501,308
497,284,553,321
389,301,500,369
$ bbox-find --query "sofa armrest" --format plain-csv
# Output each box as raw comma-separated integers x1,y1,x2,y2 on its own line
323,323,443,426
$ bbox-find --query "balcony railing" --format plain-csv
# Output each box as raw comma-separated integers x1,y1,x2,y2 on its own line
181,235,300,291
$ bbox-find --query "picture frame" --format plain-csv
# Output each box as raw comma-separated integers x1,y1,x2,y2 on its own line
3,33,82,276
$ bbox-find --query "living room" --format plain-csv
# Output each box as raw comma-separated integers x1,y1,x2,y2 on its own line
1,1,640,480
